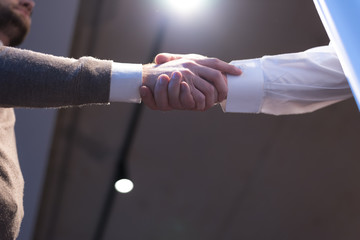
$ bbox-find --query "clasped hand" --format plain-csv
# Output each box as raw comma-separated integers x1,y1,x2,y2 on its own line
141,53,242,111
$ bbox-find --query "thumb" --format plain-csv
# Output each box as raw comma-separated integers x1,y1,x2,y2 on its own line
154,53,180,64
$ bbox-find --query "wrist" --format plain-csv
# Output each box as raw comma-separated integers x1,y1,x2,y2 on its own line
142,63,158,91
110,62,143,103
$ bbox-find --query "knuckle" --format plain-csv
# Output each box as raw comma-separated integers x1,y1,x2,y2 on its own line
214,71,223,81
218,87,227,99
195,94,205,105
204,84,216,96
181,69,193,79
184,68,193,75
182,60,196,69
209,57,220,67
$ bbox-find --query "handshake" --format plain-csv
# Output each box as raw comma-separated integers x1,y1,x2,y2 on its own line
141,53,242,111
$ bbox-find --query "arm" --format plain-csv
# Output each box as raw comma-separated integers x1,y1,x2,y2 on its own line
0,46,240,110
149,45,352,114
0,46,112,108
224,45,352,115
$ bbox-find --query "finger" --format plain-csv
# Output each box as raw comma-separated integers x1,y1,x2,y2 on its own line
191,87,206,111
140,86,158,110
196,58,242,75
168,71,183,109
154,74,171,111
179,70,214,110
155,53,182,64
180,82,196,110
223,73,228,86
154,53,206,64
185,73,217,110
181,61,227,102
180,74,205,110
195,66,227,102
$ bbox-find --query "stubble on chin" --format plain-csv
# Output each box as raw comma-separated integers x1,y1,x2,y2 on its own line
0,5,30,46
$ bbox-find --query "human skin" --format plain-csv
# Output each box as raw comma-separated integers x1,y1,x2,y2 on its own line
141,53,242,111
0,0,34,46
142,71,194,111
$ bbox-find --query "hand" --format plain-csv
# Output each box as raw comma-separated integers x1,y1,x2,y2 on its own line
142,58,226,110
141,54,241,111
140,71,195,111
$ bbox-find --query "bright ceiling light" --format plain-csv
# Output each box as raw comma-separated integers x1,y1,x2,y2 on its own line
115,179,134,194
165,0,206,15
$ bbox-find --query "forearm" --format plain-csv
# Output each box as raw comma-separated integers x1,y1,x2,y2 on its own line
223,45,353,115
0,46,112,108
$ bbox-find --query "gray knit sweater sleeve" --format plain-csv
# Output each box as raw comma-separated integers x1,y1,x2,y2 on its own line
0,46,112,108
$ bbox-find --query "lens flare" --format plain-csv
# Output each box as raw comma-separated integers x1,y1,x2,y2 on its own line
165,0,206,15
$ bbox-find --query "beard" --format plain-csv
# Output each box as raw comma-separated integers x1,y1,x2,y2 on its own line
0,4,30,46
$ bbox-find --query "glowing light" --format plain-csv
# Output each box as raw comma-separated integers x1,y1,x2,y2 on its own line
115,179,134,193
165,0,206,15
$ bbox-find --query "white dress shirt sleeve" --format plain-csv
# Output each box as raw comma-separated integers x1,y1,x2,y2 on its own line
109,62,143,103
221,45,353,115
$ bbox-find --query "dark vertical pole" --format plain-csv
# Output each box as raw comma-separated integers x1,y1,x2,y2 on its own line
92,15,169,240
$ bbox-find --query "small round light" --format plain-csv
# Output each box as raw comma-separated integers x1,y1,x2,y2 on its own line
115,179,134,193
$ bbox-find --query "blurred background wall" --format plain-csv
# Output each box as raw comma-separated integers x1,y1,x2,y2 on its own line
13,0,360,239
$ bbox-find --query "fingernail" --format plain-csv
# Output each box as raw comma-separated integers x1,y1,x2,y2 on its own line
139,86,147,97
160,76,168,84
172,71,181,80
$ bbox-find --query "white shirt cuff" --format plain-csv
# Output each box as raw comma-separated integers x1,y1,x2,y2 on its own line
221,59,264,113
110,62,143,103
